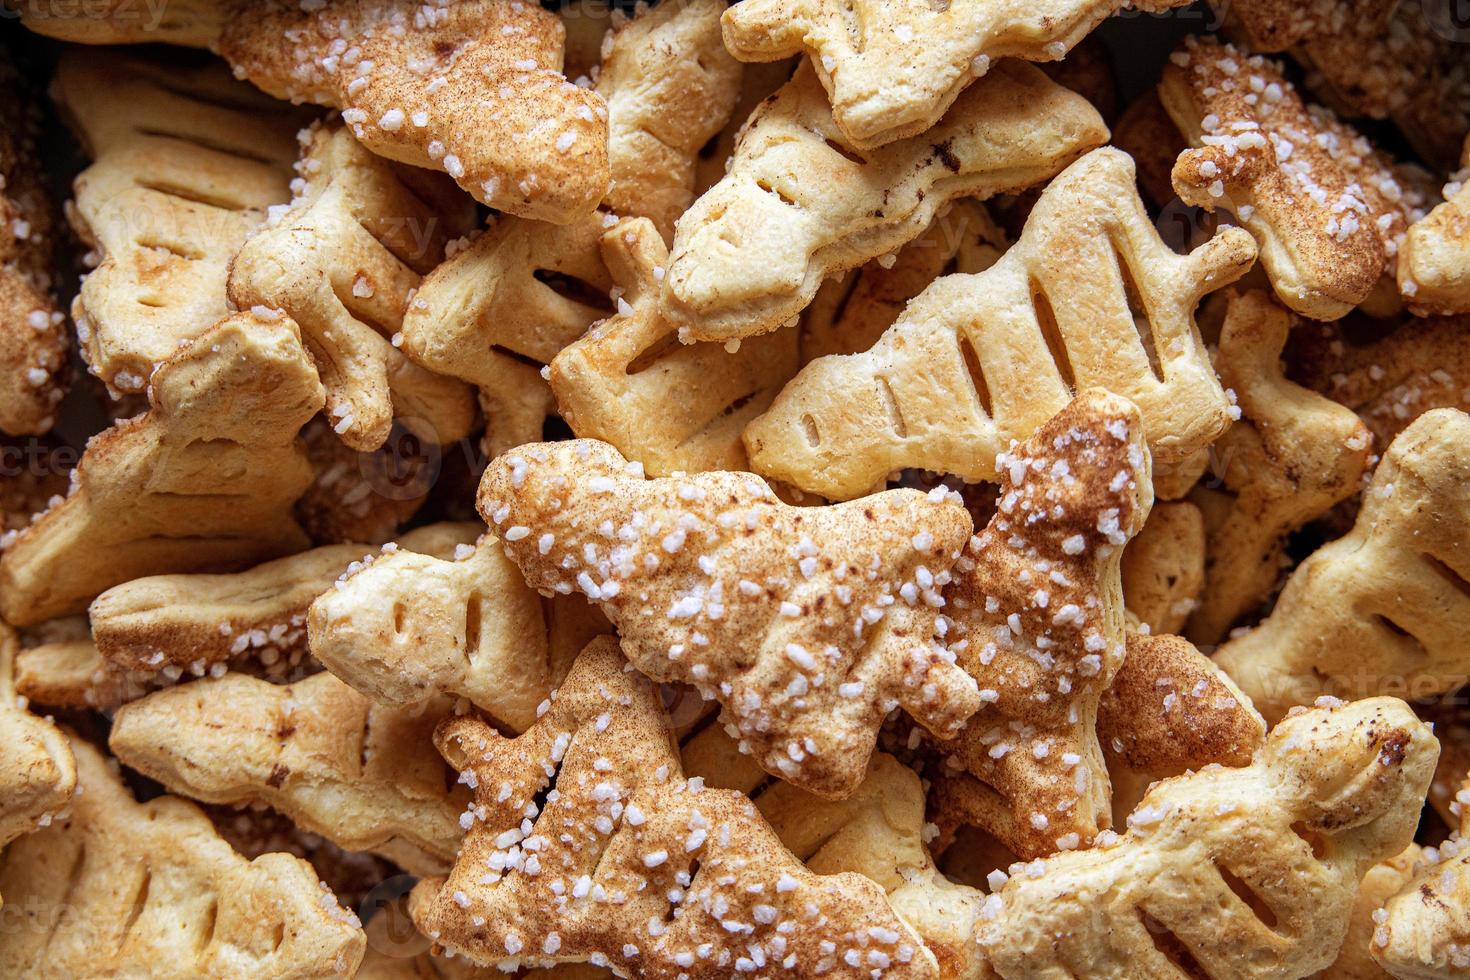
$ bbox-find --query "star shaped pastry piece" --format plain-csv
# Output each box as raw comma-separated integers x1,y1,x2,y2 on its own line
219,0,610,223
720,0,1188,149
979,696,1437,979
410,637,940,977
1215,407,1470,723
479,438,979,800
929,389,1152,858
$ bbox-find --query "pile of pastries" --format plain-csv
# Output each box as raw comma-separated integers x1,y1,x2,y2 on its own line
0,0,1468,976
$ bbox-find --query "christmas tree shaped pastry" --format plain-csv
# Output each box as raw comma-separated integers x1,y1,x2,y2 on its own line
745,148,1255,500
0,311,323,626
1185,291,1372,644
410,637,939,977
979,696,1437,979
720,0,1188,149
0,623,76,889
661,59,1106,344
402,212,622,458
925,389,1152,858
52,49,302,396
0,736,366,977
1216,408,1470,723
550,217,800,476
109,671,467,875
309,527,606,735
596,0,744,241
1400,137,1470,316
219,0,609,222
681,717,992,978
228,122,476,452
397,0,742,455
1372,771,1470,977
479,439,979,799
89,542,368,676
1159,36,1430,321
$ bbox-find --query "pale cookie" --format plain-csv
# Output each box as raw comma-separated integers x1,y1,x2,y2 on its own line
400,0,751,450
1373,773,1470,977
228,121,476,452
550,217,800,475
980,696,1437,979
409,638,940,978
53,49,303,396
109,672,467,875
402,212,623,459
925,390,1151,859
1320,844,1419,980
746,147,1256,500
86,521,484,680
88,541,393,675
661,59,1106,344
309,526,607,734
1186,291,1372,644
480,438,979,800
219,0,610,222
0,311,323,626
0,623,76,884
720,0,1186,149
14,634,148,713
1160,37,1430,321
1215,408,1470,723
0,736,366,977
597,0,743,241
